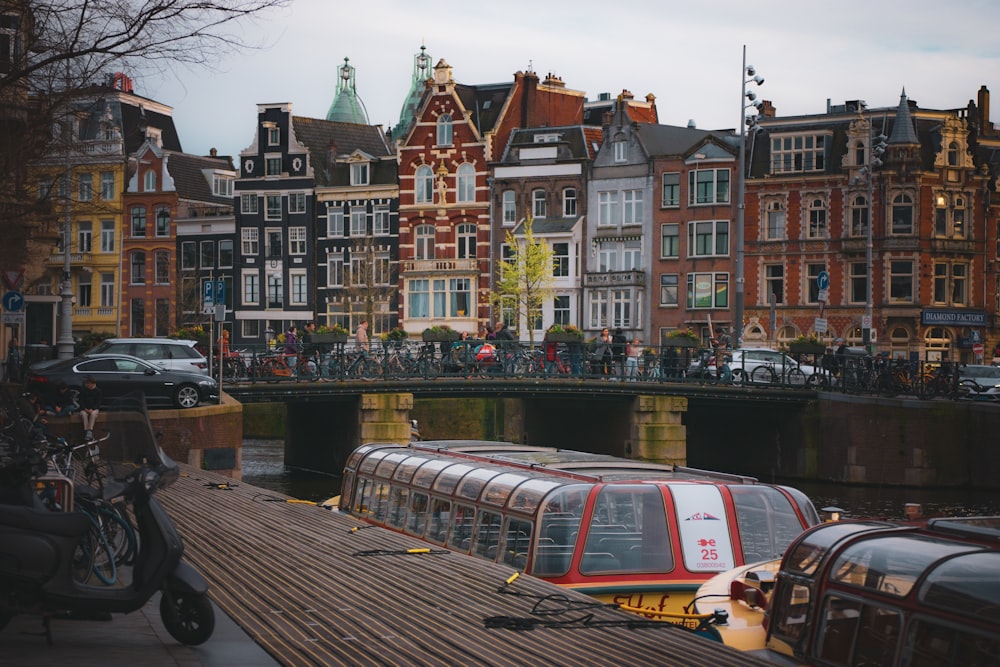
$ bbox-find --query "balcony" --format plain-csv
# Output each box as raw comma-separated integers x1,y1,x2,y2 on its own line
583,269,645,287
840,239,867,254
402,259,479,275
47,251,92,267
931,238,976,254
883,237,920,251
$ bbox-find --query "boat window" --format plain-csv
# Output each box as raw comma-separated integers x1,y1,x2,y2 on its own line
412,459,452,489
474,510,503,561
391,455,428,483
919,551,1000,622
778,484,821,526
345,444,381,470
339,471,355,510
507,479,563,515
386,486,408,529
831,536,976,598
784,521,889,576
449,504,476,553
353,477,374,515
502,517,533,569
481,473,530,507
374,452,410,480
729,485,810,562
671,484,734,574
906,617,1000,666
769,577,813,645
405,491,429,536
431,462,475,495
426,497,451,544
580,485,672,575
370,481,390,522
358,448,393,475
456,468,504,501
815,594,901,667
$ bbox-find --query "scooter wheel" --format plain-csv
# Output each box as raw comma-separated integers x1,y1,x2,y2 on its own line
160,591,215,646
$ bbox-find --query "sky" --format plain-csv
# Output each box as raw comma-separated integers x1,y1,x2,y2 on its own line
137,0,1000,160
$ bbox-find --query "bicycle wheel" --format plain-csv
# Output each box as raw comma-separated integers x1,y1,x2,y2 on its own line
84,513,118,585
417,356,440,379
750,366,776,385
296,359,319,382
806,372,829,389
358,358,382,380
785,368,807,386
877,373,899,398
98,503,139,566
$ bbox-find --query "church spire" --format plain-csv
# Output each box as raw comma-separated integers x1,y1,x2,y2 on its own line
391,44,433,140
326,57,370,124
888,87,919,145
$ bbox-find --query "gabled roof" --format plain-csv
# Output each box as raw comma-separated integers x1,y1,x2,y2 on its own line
513,218,581,235
499,125,597,163
634,124,718,156
292,116,391,186
167,152,236,206
455,82,513,134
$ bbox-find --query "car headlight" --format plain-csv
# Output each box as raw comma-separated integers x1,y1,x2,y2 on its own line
198,379,216,387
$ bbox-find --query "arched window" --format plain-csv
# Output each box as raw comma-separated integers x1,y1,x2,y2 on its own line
807,198,827,238
456,223,476,259
854,141,865,166
415,224,435,260
925,327,953,363
891,193,914,235
143,170,156,192
947,141,959,166
456,163,475,203
437,114,453,146
850,195,868,237
415,165,433,204
765,200,785,240
502,190,516,224
776,325,798,347
889,326,911,360
953,196,966,238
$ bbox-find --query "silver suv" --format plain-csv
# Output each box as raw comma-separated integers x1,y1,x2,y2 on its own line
85,338,208,375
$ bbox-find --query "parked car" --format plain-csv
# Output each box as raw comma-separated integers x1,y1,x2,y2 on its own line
25,354,219,409
956,363,1000,400
85,338,209,375
690,347,817,385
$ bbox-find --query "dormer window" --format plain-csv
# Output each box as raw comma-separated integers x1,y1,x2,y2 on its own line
437,114,453,146
613,139,627,163
351,162,369,186
213,174,233,198
534,133,561,143
947,141,959,167
268,126,280,146
143,170,156,192
265,155,282,177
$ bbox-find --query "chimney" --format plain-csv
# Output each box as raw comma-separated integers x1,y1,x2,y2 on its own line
759,100,776,118
521,69,539,127
543,73,565,88
209,148,218,157
978,85,990,133
620,89,634,100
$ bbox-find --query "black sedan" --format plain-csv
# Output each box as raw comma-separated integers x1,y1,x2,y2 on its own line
25,354,219,409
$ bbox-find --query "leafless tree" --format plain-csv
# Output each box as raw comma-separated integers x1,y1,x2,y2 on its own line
343,237,398,336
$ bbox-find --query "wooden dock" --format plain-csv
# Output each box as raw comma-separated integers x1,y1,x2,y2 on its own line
161,466,766,666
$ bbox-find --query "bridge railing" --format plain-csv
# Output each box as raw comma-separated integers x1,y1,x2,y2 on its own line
214,339,973,399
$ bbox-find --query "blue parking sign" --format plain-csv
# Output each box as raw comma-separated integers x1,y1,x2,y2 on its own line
203,280,213,304
216,279,225,305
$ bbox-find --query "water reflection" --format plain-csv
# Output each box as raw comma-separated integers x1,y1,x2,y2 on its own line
241,438,1000,518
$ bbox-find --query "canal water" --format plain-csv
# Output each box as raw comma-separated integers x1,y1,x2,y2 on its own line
241,438,1000,520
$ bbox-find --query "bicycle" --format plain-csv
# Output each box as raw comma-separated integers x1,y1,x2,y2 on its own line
323,348,381,380
748,360,808,386
221,351,250,382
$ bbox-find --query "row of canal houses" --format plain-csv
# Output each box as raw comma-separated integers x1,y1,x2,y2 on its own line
19,44,1000,362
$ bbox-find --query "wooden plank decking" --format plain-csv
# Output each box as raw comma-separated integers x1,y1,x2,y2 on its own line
161,466,766,666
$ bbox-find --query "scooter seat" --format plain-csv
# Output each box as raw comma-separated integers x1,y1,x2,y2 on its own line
0,505,91,537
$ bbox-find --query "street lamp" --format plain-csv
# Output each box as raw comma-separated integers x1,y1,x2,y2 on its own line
851,127,887,352
734,45,764,349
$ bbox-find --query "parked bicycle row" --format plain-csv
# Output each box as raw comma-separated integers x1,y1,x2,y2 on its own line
213,339,1000,400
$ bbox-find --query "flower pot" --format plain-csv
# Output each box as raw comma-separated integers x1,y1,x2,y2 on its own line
664,337,700,348
422,330,459,342
313,333,349,344
789,342,826,355
545,333,584,343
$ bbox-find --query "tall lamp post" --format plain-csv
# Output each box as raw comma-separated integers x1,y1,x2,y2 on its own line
852,126,887,352
734,45,764,349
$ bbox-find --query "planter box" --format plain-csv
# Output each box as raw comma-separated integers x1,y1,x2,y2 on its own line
545,333,585,343
789,342,826,355
664,337,700,348
422,331,459,343
312,333,349,344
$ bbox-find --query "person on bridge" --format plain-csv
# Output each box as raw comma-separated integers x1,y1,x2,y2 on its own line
79,375,102,441
356,319,370,355
284,325,299,357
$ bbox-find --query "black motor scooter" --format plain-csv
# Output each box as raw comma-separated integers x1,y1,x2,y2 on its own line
0,391,215,645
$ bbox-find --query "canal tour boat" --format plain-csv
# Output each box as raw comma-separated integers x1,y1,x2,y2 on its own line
693,516,1000,664
338,440,820,626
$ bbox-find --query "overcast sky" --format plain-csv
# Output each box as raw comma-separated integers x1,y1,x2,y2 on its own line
138,0,1000,160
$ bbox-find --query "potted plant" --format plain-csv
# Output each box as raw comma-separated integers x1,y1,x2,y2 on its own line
788,335,826,355
664,328,701,348
545,324,584,343
313,323,350,344
422,325,459,342
170,325,210,349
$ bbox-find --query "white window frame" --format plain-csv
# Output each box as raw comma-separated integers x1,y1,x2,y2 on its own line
660,274,678,306
765,201,786,241
288,192,306,214
241,227,259,255
100,172,115,200
437,114,453,146
78,173,93,202
265,194,282,220
415,165,434,204
213,174,233,198
661,172,680,207
328,256,344,287
889,259,914,303
532,189,546,218
351,162,369,186
100,220,115,253
100,273,115,307
806,197,828,239
562,188,577,217
289,227,306,255
770,133,827,174
661,223,679,258
415,224,435,260
623,190,644,225
242,271,259,305
457,164,475,203
502,190,516,225
597,191,618,227
143,170,156,192
374,204,391,235
687,220,729,258
350,207,366,236
613,140,627,163
688,168,731,205
77,221,92,253
241,193,258,214
289,270,307,305
265,155,282,176
327,208,344,237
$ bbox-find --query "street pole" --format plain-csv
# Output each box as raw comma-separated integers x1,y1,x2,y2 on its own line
57,143,75,359
734,45,747,350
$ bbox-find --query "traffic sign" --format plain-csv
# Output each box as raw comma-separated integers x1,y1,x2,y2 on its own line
974,343,985,356
861,315,872,329
817,271,830,290
2,290,24,312
817,288,829,303
203,280,214,305
1,311,25,326
814,318,828,333
215,279,225,305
